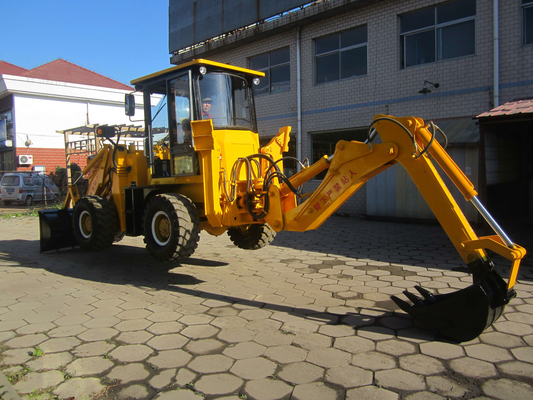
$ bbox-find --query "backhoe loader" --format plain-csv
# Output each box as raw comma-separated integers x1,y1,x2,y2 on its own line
39,59,526,342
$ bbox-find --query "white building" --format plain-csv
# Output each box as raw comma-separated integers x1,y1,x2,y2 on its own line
0,59,143,173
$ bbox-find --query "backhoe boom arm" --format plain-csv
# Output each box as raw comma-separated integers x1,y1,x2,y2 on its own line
265,115,524,291
262,114,525,342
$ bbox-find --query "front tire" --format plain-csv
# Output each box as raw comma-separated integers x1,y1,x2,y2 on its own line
228,224,276,250
143,194,200,261
73,196,117,251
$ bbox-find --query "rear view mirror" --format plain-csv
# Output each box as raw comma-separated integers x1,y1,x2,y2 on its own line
125,94,135,116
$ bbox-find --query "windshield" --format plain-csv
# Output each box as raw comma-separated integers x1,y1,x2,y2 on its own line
198,73,253,130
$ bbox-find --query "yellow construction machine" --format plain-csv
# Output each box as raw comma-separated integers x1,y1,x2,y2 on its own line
39,60,526,342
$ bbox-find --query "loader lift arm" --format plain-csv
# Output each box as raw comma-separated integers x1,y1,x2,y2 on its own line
259,115,525,342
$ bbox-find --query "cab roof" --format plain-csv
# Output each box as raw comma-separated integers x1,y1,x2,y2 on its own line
131,59,265,86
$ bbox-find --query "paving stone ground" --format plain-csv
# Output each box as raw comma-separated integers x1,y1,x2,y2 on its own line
0,214,532,400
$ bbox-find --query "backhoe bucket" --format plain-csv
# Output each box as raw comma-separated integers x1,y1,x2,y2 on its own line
392,272,514,343
39,209,77,252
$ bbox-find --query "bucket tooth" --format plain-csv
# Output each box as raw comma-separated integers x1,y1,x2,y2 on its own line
390,295,413,313
414,285,437,302
403,290,425,306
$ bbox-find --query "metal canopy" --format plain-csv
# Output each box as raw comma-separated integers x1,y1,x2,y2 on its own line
432,117,480,145
130,59,264,87
57,124,146,137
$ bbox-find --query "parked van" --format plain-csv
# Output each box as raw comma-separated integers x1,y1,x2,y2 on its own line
0,172,60,206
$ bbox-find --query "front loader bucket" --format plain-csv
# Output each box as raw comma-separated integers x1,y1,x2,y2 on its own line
392,273,514,343
39,209,78,252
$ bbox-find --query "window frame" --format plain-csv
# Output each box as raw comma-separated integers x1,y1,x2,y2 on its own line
524,0,533,45
314,25,368,85
400,0,476,69
249,47,290,96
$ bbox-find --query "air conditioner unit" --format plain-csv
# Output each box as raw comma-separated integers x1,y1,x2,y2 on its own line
18,155,33,165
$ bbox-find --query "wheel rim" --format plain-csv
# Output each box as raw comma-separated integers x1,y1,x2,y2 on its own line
152,211,171,246
79,210,92,239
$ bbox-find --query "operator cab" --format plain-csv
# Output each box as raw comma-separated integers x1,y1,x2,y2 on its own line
127,60,263,178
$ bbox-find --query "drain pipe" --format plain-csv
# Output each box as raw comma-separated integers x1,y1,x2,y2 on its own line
493,0,500,107
296,26,302,170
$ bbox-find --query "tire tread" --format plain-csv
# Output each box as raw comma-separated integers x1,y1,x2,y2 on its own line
228,224,276,250
143,194,200,261
73,195,117,251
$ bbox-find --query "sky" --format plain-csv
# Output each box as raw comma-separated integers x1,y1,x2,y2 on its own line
1,0,171,86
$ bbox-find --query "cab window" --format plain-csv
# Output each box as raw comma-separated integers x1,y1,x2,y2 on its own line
169,74,195,176
169,74,192,146
198,73,253,131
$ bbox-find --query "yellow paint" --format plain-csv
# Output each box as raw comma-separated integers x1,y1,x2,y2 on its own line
462,236,526,289
132,59,264,85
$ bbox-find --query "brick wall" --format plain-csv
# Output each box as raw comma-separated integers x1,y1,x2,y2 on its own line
15,147,88,174
197,0,532,157
190,0,531,218
498,0,533,103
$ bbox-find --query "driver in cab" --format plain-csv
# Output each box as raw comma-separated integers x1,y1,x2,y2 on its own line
201,97,212,119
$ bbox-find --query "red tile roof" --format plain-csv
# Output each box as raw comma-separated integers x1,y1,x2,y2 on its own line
0,59,132,91
477,99,533,119
0,61,28,75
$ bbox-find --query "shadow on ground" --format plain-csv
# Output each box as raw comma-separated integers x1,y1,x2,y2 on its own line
0,236,441,343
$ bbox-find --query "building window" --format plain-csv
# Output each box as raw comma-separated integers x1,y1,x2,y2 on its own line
249,47,290,95
524,0,533,44
315,25,368,84
0,109,13,145
400,0,476,68
0,109,14,171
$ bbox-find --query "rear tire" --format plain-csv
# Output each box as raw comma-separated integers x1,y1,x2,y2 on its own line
73,196,117,251
24,196,33,206
143,194,200,261
228,224,276,250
